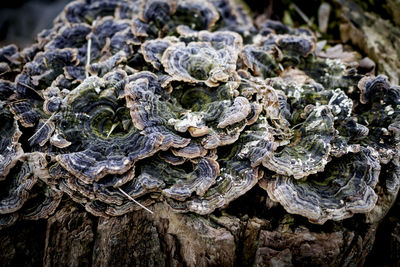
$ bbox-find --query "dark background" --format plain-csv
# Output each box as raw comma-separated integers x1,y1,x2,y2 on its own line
0,0,70,47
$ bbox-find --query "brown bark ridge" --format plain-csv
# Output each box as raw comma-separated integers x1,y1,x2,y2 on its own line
0,184,395,266
337,0,400,84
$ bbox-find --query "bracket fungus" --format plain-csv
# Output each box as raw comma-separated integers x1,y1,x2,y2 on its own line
0,108,23,181
161,41,238,87
0,0,400,229
261,147,380,224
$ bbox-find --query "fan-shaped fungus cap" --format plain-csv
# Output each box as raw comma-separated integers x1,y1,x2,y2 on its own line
262,147,380,224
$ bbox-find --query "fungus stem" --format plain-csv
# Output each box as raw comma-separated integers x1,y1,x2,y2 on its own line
118,188,154,214
85,38,92,78
290,3,313,27
107,122,120,138
291,121,305,130
28,112,57,142
17,82,44,99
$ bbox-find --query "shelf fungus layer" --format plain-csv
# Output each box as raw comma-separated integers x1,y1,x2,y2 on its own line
262,147,381,224
0,108,23,181
1,0,400,227
54,74,167,184
161,42,238,87
262,105,335,179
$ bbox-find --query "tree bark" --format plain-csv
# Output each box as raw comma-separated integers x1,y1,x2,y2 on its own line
0,185,394,266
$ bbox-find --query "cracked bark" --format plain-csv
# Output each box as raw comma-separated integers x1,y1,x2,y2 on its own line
0,185,394,266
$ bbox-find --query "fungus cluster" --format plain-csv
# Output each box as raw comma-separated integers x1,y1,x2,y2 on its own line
1,0,399,227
